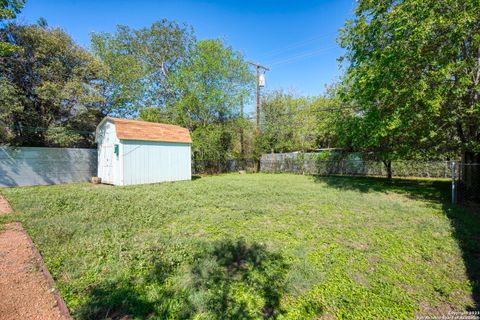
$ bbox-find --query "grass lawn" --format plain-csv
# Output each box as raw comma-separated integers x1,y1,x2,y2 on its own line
0,174,478,319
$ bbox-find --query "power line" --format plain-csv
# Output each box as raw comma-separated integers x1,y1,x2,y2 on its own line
242,105,358,122
268,45,337,67
258,31,338,59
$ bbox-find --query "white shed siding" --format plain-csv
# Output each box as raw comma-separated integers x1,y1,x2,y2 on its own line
97,120,123,185
122,140,191,185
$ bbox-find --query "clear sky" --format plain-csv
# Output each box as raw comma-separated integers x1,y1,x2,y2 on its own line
18,0,355,106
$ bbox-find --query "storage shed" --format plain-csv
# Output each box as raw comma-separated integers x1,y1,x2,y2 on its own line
95,117,192,186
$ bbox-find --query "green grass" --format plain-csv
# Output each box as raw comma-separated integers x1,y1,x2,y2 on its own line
0,174,478,319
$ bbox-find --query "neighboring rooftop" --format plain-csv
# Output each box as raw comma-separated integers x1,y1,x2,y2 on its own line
100,117,192,144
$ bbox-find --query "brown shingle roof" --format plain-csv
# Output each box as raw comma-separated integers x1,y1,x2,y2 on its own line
106,117,192,144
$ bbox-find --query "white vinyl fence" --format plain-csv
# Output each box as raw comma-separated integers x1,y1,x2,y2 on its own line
0,147,97,187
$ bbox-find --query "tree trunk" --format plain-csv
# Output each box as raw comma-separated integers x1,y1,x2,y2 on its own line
460,151,480,201
383,160,392,182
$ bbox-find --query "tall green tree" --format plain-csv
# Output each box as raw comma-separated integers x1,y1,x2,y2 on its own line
0,23,108,146
91,31,145,117
334,78,413,179
91,20,196,116
306,91,341,150
259,90,304,153
258,90,339,154
339,0,480,181
163,39,254,160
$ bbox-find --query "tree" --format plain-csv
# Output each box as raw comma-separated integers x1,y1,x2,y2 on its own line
306,92,341,150
339,0,479,184
334,99,400,180
258,90,339,154
93,23,255,163
0,0,23,19
91,20,196,117
91,30,145,117
0,23,108,147
0,0,25,55
259,90,303,153
164,39,254,161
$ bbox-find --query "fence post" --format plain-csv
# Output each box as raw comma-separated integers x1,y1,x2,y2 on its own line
451,161,457,205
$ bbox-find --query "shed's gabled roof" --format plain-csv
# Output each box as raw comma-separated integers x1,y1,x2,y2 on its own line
98,117,192,144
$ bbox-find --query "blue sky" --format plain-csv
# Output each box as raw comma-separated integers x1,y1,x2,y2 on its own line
19,0,355,111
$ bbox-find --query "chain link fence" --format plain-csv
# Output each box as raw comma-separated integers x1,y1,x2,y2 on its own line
192,159,257,175
192,158,455,178
260,159,454,178
192,158,479,203
260,158,480,203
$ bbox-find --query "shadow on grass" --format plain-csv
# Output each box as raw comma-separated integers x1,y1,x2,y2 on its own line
78,239,289,319
443,205,480,310
314,175,480,309
77,281,155,319
187,239,288,319
313,175,450,202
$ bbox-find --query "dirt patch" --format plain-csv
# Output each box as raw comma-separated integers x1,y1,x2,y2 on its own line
417,300,457,318
0,222,70,319
0,195,12,214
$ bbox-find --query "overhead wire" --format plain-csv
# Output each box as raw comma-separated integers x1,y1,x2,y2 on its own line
242,105,357,121
249,29,341,69
259,31,338,59
267,45,338,67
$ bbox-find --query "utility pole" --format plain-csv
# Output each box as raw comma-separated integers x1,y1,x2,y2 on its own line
248,61,269,129
240,95,244,157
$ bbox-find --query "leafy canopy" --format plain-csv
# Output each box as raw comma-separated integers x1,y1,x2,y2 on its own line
159,39,254,160
338,0,480,160
0,23,108,146
258,89,339,154
0,0,25,55
0,0,24,20
91,19,196,117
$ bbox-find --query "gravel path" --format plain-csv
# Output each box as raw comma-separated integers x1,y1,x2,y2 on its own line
0,195,71,319
0,195,12,214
